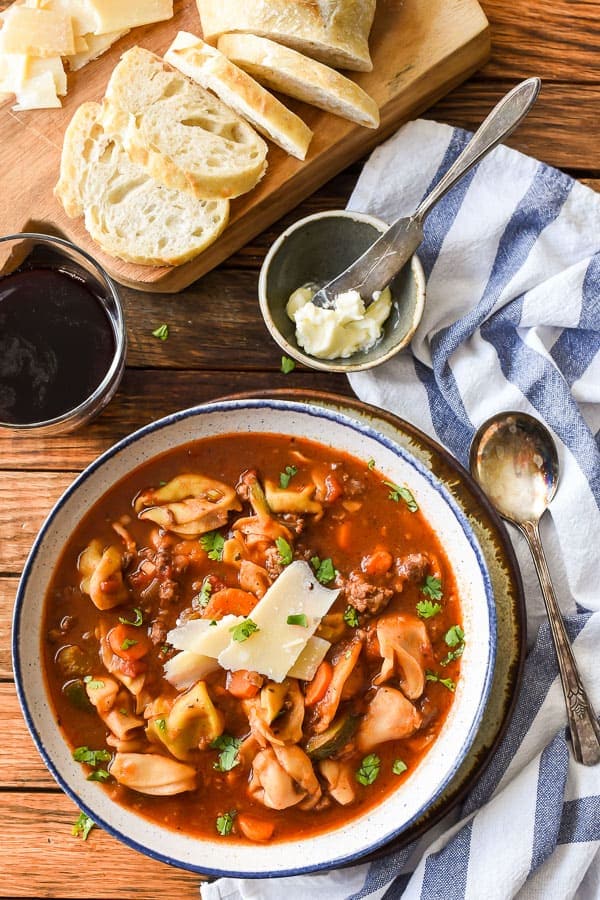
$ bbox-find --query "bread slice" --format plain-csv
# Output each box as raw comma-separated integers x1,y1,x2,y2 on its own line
165,32,313,160
196,0,376,72
55,101,230,267
218,33,379,129
103,46,268,200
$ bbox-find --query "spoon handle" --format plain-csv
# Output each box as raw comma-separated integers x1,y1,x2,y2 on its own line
521,520,600,765
414,78,541,223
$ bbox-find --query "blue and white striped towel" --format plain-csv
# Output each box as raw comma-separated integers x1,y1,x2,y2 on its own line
203,120,600,900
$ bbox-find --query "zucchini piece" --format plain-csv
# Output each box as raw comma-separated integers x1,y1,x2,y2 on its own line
304,712,360,760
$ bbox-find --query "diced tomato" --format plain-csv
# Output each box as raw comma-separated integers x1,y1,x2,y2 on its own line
324,474,343,503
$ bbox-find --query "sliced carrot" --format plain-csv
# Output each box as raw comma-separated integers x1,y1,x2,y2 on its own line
107,624,152,661
237,814,275,843
304,660,333,706
203,587,257,619
226,669,263,699
361,549,393,577
336,520,352,552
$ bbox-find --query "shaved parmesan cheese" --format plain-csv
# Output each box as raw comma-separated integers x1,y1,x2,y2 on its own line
1,6,75,57
65,29,128,70
85,0,172,35
163,650,219,690
167,614,243,657
288,636,331,681
33,0,100,37
13,70,60,108
218,561,339,682
27,54,67,94
0,53,29,94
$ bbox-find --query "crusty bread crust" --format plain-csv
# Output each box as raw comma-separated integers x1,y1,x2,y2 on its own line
104,46,268,199
218,32,379,128
196,0,376,72
54,101,230,267
165,32,313,160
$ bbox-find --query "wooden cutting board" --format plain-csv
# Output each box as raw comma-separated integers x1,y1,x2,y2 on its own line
0,0,489,292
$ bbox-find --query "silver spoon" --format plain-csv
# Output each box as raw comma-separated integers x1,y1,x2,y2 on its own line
310,77,541,310
470,411,600,766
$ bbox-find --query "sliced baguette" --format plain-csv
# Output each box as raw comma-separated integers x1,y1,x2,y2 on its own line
218,33,379,129
165,31,312,160
196,0,376,72
104,46,268,200
54,101,230,267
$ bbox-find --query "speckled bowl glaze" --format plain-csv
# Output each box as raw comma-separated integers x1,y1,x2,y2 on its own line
258,210,426,372
13,399,496,878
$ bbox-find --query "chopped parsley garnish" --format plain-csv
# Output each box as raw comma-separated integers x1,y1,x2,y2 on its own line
152,323,169,341
416,599,442,619
383,481,418,511
426,670,456,692
72,812,95,841
209,620,217,627
197,578,213,608
155,717,167,733
367,458,376,470
200,530,225,561
83,676,105,690
310,555,337,584
287,613,308,627
276,536,293,566
119,607,143,627
392,759,408,775
87,769,111,782
356,753,381,786
216,810,236,836
440,625,465,666
211,735,242,772
343,605,360,628
279,465,298,488
121,638,138,650
230,619,259,642
72,747,111,766
421,575,443,601
281,355,296,374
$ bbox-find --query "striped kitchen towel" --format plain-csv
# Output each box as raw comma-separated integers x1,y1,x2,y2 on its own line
203,121,600,900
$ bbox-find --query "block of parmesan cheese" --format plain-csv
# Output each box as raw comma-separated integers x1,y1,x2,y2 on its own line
0,6,75,57
85,0,172,35
218,560,339,682
65,29,128,71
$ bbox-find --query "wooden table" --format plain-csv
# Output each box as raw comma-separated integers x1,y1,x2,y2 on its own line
1,2,598,897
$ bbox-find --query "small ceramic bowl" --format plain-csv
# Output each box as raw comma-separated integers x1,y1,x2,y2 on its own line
0,233,126,435
258,210,426,372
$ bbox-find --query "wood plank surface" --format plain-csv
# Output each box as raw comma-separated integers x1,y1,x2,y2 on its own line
0,579,15,678
0,0,489,292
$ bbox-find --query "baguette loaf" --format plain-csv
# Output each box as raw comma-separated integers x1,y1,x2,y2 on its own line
104,46,268,200
197,0,376,72
165,32,313,160
54,101,230,267
218,33,379,129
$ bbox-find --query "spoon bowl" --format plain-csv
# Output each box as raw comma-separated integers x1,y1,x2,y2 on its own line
470,411,600,765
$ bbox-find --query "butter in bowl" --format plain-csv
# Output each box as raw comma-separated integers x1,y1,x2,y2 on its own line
258,211,426,373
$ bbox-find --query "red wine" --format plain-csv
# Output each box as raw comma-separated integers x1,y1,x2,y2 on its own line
0,267,116,425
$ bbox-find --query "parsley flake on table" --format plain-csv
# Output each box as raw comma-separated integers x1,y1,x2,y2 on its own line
279,465,298,488
310,555,337,584
216,810,236,836
281,355,296,374
440,624,465,666
383,481,418,511
276,535,293,565
230,619,259,642
356,753,381,786
118,607,143,627
426,670,456,692
392,759,408,775
421,575,443,601
72,812,95,841
200,530,225,561
287,613,308,627
87,769,111,782
211,735,242,772
416,599,442,619
72,747,111,766
152,323,169,341
344,605,360,628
